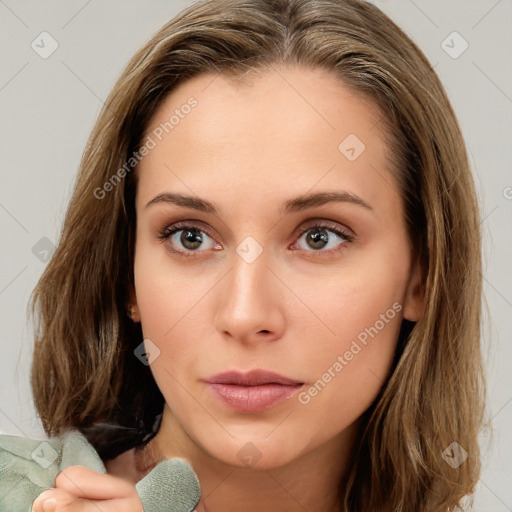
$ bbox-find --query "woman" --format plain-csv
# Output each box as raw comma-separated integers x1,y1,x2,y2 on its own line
0,0,485,510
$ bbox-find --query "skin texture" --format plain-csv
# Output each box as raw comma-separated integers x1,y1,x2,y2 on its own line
30,466,143,512
33,65,424,512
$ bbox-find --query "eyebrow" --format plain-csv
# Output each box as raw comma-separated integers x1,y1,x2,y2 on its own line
145,191,373,214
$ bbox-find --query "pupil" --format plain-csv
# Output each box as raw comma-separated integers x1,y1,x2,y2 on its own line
181,229,202,250
307,229,328,249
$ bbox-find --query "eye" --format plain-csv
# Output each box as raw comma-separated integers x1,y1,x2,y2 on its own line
157,222,221,257
157,219,355,258
292,222,354,254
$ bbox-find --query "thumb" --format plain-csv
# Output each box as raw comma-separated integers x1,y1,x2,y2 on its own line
135,459,201,512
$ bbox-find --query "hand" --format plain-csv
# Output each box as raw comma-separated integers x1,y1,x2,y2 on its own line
31,465,143,512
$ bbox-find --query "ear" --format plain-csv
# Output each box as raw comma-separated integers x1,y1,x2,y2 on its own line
126,285,141,322
402,257,425,322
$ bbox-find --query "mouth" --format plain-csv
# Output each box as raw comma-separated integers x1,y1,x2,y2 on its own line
203,370,304,413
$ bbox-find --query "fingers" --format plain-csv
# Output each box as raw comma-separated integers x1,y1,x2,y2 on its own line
54,465,136,500
32,488,143,512
31,489,77,512
31,466,144,512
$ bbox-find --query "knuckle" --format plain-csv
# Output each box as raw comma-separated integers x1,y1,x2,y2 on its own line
55,465,89,485
32,489,56,511
32,489,74,512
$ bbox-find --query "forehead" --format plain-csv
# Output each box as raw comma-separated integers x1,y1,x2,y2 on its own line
136,65,397,214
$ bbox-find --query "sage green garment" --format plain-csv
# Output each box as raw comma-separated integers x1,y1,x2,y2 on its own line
0,430,201,512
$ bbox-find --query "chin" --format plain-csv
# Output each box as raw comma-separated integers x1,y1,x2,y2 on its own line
196,429,308,471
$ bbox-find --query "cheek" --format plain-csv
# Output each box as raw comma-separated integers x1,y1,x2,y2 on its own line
133,260,203,413
289,256,407,419
133,240,214,338
132,251,188,374
294,294,403,440
289,252,406,357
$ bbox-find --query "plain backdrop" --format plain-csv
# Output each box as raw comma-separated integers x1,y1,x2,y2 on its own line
0,0,511,509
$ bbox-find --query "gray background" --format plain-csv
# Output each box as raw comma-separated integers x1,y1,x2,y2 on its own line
0,0,510,509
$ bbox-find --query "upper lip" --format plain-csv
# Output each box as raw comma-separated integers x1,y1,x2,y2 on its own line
203,370,303,386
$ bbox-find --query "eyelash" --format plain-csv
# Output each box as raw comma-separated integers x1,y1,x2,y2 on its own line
156,220,355,258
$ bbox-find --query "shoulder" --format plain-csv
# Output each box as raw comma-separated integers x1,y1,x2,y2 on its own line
0,430,105,512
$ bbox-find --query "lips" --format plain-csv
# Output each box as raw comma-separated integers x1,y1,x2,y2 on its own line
203,370,304,413
205,370,303,386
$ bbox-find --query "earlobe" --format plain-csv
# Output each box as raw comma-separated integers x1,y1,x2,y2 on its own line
126,286,141,322
127,305,141,322
402,258,426,322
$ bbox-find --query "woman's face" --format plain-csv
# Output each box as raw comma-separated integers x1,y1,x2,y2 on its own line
131,66,423,469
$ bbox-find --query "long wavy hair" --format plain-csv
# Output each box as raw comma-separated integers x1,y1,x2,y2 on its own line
29,0,485,510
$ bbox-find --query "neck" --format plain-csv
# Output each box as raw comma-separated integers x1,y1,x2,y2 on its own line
138,405,359,512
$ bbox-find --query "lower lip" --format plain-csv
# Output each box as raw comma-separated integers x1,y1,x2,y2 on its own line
205,383,303,412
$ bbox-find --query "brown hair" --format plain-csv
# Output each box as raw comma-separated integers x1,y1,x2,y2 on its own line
29,0,485,510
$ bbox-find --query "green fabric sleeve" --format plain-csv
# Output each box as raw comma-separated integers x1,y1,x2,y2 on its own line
0,430,105,512
0,430,201,512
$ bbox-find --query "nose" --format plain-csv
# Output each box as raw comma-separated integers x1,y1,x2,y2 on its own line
213,249,286,345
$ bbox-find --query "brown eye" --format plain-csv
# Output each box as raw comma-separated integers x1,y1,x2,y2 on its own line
305,228,330,250
293,223,354,254
179,228,204,250
158,222,221,257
